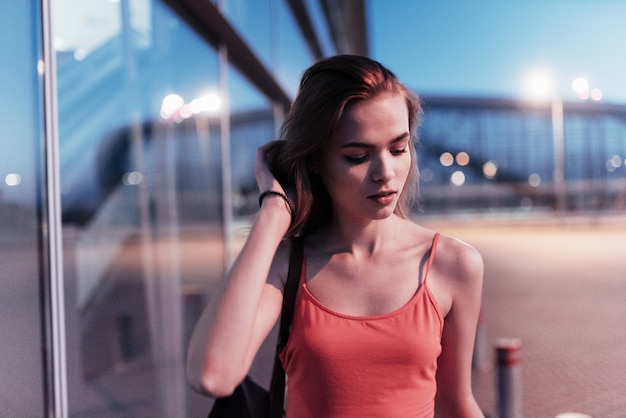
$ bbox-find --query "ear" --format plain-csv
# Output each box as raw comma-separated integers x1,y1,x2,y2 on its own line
308,160,319,173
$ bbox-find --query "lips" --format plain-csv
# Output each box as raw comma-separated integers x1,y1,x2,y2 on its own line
367,190,397,205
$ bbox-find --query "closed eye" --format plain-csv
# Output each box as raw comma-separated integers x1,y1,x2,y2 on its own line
344,147,407,164
391,147,408,156
344,155,368,164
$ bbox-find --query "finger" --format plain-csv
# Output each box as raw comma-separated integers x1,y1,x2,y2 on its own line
257,140,282,155
255,142,284,193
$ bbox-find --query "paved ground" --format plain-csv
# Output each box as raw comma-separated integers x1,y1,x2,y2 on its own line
48,214,626,417
421,214,626,418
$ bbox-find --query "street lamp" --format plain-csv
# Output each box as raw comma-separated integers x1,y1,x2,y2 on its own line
524,70,566,212
524,71,603,212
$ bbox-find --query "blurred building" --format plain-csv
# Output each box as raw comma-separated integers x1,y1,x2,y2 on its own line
418,96,626,216
1,1,625,417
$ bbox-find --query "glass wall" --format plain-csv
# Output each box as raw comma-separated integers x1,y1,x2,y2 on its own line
222,0,313,97
3,0,338,415
52,0,293,415
0,1,48,416
54,0,224,415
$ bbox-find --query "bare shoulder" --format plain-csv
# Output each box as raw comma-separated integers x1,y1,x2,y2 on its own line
425,232,483,315
396,221,483,279
434,233,484,283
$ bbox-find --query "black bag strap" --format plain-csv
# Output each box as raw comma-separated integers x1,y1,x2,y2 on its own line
269,236,303,418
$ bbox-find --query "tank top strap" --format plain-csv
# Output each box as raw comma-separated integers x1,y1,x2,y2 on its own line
423,232,440,285
299,253,307,285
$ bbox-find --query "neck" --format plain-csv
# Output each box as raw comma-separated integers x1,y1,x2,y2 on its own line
326,213,400,257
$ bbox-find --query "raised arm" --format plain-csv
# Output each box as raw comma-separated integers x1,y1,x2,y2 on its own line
186,142,293,397
433,237,485,417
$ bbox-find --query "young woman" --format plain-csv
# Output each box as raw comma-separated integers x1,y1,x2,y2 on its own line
187,55,484,417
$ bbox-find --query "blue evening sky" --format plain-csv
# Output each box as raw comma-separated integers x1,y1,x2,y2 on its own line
367,1,626,103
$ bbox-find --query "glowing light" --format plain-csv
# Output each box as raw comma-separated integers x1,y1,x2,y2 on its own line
37,60,45,75
74,48,87,61
482,161,498,179
179,104,193,119
606,161,616,172
591,88,603,101
456,151,470,166
524,70,554,100
605,155,623,172
160,94,184,120
608,155,622,169
571,77,589,94
189,99,203,114
571,76,590,100
450,171,465,186
123,171,143,186
420,168,433,182
191,93,222,114
439,152,454,167
5,173,21,186
528,173,541,187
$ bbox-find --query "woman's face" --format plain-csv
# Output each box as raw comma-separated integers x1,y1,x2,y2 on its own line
316,92,412,222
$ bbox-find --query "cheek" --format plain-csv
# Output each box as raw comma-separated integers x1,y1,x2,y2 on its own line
394,156,413,189
401,158,412,179
402,152,414,176
320,163,365,192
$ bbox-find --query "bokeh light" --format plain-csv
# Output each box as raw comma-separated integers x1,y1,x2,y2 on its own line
571,77,589,96
482,160,498,179
5,173,21,186
439,152,454,167
191,93,222,114
123,171,143,186
528,173,541,187
591,88,603,101
420,168,433,182
606,155,623,172
456,151,470,166
450,171,465,186
160,94,184,120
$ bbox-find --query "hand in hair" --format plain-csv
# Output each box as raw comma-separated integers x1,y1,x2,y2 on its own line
255,140,286,194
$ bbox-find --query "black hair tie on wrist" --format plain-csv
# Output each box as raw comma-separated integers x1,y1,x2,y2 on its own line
259,190,294,216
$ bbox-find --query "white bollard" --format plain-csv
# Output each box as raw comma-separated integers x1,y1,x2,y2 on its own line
496,338,523,418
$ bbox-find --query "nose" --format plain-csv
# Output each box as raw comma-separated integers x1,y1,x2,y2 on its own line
370,153,394,182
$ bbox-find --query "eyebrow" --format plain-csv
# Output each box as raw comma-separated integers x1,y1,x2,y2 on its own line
340,132,410,149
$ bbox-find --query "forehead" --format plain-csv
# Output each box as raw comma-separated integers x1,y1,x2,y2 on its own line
333,93,409,144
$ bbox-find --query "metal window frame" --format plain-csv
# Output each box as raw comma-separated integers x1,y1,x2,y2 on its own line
41,0,68,416
162,0,369,109
162,0,293,112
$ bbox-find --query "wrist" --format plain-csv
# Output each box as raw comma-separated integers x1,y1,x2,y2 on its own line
259,190,294,219
256,198,292,235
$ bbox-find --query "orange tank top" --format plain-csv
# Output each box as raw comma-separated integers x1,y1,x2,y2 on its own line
279,233,444,418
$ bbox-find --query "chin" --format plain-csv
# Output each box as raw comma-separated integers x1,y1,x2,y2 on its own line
369,207,397,220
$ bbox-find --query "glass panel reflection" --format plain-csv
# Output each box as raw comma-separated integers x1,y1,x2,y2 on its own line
229,66,276,220
0,1,47,416
223,0,312,98
55,1,225,415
